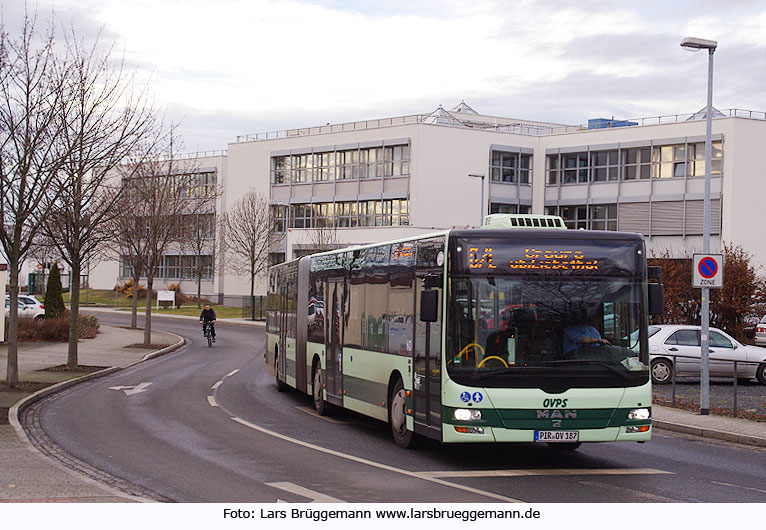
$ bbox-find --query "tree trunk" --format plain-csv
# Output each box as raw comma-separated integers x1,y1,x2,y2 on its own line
131,270,139,329
5,260,20,387
67,260,81,369
197,274,202,309
143,276,153,346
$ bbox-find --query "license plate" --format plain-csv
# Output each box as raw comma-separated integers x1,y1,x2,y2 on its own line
535,430,579,442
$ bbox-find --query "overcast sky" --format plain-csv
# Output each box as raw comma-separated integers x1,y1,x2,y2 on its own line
5,0,766,152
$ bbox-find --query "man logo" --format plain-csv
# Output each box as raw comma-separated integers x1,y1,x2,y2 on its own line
552,419,562,427
536,410,578,419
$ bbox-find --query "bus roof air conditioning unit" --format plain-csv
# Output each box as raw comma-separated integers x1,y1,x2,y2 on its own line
481,214,567,229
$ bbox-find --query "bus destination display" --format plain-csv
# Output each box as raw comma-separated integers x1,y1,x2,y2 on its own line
468,247,600,272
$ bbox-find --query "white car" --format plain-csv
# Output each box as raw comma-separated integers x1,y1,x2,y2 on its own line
649,324,766,385
756,315,766,347
4,294,45,320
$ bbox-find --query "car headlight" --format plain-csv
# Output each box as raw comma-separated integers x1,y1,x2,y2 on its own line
628,408,651,420
453,408,482,421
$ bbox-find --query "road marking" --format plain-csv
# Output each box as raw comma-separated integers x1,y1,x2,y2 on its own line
712,481,766,494
226,369,240,378
109,382,152,396
207,395,219,408
211,381,222,390
230,416,522,503
417,468,673,479
296,406,351,424
266,482,344,503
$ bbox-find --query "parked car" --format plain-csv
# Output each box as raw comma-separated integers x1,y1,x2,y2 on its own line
649,324,766,385
4,294,45,320
756,315,766,347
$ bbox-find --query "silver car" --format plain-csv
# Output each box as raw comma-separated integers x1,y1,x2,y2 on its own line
649,324,766,385
756,315,766,347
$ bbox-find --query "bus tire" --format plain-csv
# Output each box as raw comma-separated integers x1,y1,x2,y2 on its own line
547,442,581,451
312,361,328,415
275,349,288,392
389,378,415,448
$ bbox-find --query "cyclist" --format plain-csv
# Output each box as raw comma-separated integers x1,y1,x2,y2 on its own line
199,303,217,343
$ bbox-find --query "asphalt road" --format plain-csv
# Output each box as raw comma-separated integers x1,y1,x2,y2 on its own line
26,312,766,503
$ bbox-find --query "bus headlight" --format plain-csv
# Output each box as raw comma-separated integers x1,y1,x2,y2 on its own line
628,408,650,420
454,409,482,421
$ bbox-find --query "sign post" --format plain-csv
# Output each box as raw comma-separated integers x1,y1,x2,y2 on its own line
692,253,723,416
157,290,176,310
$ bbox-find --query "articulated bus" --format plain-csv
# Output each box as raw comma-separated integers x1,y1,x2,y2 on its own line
265,214,664,450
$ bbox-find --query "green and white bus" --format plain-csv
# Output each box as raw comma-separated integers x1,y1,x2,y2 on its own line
265,215,663,449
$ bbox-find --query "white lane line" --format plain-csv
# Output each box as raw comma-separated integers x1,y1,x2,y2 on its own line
417,468,673,479
266,482,345,503
226,369,240,378
295,406,351,424
207,395,219,407
711,481,766,494
211,381,223,390
230,416,522,503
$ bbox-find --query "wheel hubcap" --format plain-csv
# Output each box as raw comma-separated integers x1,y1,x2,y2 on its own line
653,362,670,382
392,389,407,434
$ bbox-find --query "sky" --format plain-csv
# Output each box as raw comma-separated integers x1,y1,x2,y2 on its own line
4,0,766,152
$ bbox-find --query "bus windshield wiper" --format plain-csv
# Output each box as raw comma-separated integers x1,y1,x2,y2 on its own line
544,359,634,380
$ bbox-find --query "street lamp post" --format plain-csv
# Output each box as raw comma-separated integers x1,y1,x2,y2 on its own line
681,36,717,415
468,173,486,227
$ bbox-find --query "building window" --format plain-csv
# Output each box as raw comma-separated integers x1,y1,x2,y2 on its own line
313,152,335,182
621,147,651,180
271,144,409,185
547,141,723,185
268,253,286,266
289,204,312,228
272,156,288,184
489,203,530,214
590,150,619,182
490,151,531,184
547,204,616,231
271,205,287,232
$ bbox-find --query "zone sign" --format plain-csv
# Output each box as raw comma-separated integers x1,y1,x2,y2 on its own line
692,253,723,289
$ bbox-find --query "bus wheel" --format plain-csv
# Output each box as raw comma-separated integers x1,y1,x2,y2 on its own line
313,362,327,415
547,442,581,451
275,352,288,392
389,378,415,448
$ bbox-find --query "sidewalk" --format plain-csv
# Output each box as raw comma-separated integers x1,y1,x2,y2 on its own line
0,323,183,502
0,315,764,503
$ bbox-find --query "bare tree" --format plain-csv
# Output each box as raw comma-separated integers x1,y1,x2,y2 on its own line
0,12,71,386
41,28,157,368
299,218,340,256
114,130,201,345
180,207,218,308
220,191,282,301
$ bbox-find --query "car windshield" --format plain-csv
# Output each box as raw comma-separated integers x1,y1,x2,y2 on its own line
447,276,649,391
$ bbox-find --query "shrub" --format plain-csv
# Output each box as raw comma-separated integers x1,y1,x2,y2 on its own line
166,283,189,305
44,265,66,319
16,313,101,342
115,279,146,299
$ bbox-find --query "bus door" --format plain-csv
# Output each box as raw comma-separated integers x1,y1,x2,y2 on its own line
413,274,443,440
324,278,344,405
277,281,288,382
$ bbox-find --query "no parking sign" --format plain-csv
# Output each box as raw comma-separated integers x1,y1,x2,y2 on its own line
692,253,723,289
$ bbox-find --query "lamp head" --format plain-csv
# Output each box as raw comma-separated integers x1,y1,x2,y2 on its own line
681,37,717,52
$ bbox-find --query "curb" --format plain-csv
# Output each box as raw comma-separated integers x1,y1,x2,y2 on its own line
652,419,766,448
7,332,186,502
82,306,266,328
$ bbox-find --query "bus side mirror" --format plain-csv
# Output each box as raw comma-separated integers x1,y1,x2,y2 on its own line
420,290,438,322
648,283,664,316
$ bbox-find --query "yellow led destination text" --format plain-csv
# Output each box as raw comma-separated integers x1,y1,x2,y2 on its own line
509,248,599,270
468,247,497,269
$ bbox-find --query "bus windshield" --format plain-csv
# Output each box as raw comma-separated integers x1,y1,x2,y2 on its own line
446,275,649,391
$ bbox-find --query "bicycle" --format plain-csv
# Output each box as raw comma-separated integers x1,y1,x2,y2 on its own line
202,321,214,347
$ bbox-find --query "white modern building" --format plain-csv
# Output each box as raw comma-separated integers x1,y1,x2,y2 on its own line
88,102,766,302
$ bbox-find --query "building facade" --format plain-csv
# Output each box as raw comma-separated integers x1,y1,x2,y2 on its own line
88,103,766,301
